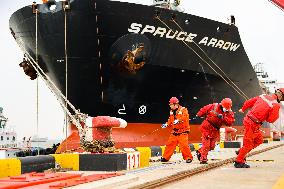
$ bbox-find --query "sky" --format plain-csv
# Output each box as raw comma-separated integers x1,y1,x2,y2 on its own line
0,0,284,140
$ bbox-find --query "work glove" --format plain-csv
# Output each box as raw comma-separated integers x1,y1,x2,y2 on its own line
161,123,168,128
173,119,180,125
217,114,223,119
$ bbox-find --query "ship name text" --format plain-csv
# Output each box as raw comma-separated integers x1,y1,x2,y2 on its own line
128,23,240,52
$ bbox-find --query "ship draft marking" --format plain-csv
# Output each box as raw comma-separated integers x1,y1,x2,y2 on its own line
139,105,147,115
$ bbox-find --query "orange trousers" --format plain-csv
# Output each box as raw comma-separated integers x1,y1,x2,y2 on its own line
236,117,263,163
162,133,193,161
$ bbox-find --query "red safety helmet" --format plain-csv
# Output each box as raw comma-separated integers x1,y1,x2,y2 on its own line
221,98,232,110
169,97,179,104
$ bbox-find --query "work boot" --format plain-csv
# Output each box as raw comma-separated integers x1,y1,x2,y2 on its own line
196,150,201,161
200,161,208,164
161,157,169,162
234,161,250,168
235,150,246,161
186,159,193,163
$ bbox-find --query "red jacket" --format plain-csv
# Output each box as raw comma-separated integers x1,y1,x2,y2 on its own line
166,106,190,134
197,103,235,128
241,94,280,123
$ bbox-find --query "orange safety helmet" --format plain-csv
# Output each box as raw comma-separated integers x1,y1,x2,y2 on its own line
169,97,179,104
221,98,232,110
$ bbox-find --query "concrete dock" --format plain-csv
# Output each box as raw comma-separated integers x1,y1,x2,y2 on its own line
67,141,284,189
163,145,284,189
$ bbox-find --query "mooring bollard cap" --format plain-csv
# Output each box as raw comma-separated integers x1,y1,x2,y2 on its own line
116,118,127,128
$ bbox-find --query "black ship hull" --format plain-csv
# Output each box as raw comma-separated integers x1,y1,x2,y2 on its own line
9,0,262,129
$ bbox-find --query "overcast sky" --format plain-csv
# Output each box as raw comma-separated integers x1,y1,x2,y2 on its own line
0,0,283,140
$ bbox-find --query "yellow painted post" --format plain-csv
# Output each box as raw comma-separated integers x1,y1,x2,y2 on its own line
0,159,21,178
193,143,201,151
136,147,151,168
160,146,166,155
175,146,180,153
219,141,224,148
51,154,79,171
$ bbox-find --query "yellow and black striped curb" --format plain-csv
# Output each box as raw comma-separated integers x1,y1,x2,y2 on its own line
221,141,241,148
124,142,241,161
125,144,195,156
193,141,241,151
0,153,131,178
0,155,55,178
0,141,248,178
52,153,129,172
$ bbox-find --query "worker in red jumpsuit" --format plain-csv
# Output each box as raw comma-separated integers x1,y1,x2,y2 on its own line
196,98,235,164
161,97,193,163
224,127,237,141
235,88,284,168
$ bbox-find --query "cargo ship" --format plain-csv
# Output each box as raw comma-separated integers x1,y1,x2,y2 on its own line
9,0,267,150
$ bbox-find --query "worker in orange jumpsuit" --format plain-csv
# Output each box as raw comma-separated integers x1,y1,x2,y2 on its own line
196,98,235,164
235,88,284,168
161,97,193,163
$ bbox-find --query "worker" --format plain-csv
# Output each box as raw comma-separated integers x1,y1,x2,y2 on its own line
196,98,235,164
224,126,238,141
235,89,284,168
161,97,193,163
